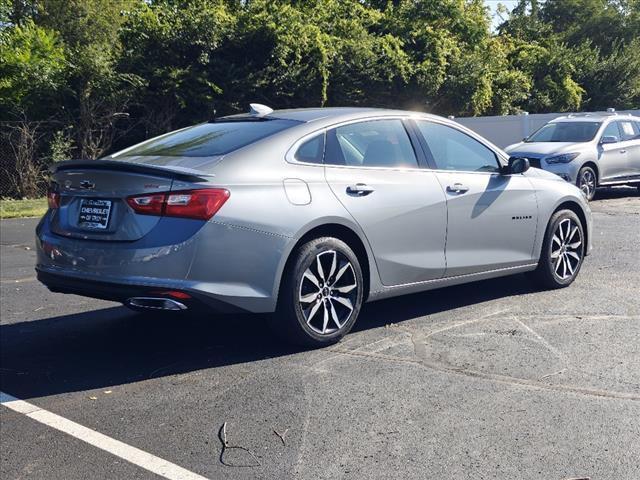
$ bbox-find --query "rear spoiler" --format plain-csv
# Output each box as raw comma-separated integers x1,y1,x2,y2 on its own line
52,159,215,182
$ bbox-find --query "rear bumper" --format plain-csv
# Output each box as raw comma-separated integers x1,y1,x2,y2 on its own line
36,269,250,314
35,212,292,313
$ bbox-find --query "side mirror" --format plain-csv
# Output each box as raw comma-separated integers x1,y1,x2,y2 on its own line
522,136,529,142
600,135,618,145
503,156,530,175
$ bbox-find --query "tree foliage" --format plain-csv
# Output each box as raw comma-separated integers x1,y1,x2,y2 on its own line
0,0,638,171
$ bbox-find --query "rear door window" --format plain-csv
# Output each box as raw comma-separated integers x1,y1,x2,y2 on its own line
325,119,418,168
121,119,300,157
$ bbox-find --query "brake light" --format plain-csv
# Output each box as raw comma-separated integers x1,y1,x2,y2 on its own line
126,194,165,216
126,189,229,220
47,190,60,209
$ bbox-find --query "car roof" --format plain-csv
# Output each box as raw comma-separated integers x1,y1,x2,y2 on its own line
551,112,639,123
220,107,440,125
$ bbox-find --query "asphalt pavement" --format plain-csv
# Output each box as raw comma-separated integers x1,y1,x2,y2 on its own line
1,187,639,479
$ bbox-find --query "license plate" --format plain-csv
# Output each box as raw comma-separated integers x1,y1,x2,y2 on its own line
78,199,112,230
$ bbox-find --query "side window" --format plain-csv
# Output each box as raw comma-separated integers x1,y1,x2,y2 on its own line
601,121,621,142
618,121,637,141
635,122,640,139
325,119,418,168
294,133,325,164
415,121,500,173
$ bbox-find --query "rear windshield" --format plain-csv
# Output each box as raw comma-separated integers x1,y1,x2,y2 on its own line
526,121,602,143
121,119,300,157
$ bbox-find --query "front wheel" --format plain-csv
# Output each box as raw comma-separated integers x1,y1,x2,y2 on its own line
576,166,597,201
272,237,364,347
529,209,585,289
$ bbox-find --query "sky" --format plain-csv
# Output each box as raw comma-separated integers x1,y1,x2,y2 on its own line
484,0,518,30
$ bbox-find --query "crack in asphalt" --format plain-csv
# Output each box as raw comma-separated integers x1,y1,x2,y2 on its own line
324,314,640,403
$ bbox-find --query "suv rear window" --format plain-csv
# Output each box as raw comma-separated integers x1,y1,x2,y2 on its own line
122,119,300,157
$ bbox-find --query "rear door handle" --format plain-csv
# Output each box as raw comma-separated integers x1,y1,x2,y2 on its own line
620,149,627,153
446,183,469,194
346,183,375,196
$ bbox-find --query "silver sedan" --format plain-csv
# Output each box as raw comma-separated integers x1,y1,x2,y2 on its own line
36,106,593,346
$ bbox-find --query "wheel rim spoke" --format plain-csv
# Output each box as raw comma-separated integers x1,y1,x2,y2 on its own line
565,254,575,274
321,303,329,333
303,270,320,289
306,301,322,323
300,292,318,303
334,263,350,283
331,295,354,312
329,301,342,329
333,283,357,294
316,255,326,283
566,250,581,261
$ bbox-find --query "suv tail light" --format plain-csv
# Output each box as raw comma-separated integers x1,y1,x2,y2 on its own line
126,189,229,220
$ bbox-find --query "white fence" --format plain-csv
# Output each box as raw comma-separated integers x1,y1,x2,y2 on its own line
453,110,640,149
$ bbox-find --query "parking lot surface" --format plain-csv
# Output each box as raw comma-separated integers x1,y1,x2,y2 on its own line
1,188,639,480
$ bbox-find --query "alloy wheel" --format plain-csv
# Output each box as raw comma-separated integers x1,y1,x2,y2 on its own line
551,218,583,280
298,250,358,335
579,169,596,199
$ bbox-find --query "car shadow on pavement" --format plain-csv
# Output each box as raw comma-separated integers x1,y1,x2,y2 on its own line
0,274,536,401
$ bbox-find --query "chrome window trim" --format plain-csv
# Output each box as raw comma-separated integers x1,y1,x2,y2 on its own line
285,114,509,171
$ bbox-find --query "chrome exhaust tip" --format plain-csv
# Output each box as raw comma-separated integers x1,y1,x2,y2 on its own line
126,297,187,311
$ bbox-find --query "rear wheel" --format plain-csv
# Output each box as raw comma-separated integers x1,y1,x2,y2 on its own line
272,237,364,347
529,209,585,289
576,166,597,201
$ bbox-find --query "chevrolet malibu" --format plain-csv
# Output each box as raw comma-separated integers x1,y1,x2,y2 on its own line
37,106,593,346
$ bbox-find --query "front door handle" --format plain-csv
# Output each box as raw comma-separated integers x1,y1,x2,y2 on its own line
620,149,627,153
446,183,469,194
346,183,375,196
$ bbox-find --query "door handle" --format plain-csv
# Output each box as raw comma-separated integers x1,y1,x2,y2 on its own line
346,183,375,196
446,183,469,194
620,149,627,153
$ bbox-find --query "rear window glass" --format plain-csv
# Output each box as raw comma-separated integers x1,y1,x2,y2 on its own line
122,119,300,157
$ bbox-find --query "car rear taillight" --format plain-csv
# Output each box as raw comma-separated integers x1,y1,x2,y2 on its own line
47,190,60,209
126,189,229,220
126,194,165,216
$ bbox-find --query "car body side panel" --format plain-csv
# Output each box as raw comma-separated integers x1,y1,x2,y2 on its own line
432,171,538,276
599,141,628,181
325,166,448,286
524,169,593,258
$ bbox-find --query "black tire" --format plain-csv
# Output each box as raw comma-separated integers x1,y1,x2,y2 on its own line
271,237,364,347
576,166,597,201
528,209,585,289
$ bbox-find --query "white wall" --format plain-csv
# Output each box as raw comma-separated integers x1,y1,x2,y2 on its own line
453,110,640,149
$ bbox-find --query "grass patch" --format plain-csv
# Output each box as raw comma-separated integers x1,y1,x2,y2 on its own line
0,198,48,219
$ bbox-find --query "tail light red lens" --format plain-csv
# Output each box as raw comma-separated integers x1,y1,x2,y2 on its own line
47,190,60,209
126,194,165,216
126,189,229,220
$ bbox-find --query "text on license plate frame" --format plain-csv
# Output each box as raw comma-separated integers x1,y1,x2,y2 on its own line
78,198,112,230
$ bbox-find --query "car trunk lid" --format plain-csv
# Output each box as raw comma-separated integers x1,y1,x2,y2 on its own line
49,160,214,242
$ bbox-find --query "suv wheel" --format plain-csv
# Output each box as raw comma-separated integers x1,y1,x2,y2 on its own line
577,166,597,201
529,209,585,289
272,237,364,347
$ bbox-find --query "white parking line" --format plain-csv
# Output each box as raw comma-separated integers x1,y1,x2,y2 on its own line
0,391,209,480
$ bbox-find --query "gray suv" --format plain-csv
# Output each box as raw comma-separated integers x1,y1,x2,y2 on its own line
505,112,640,200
